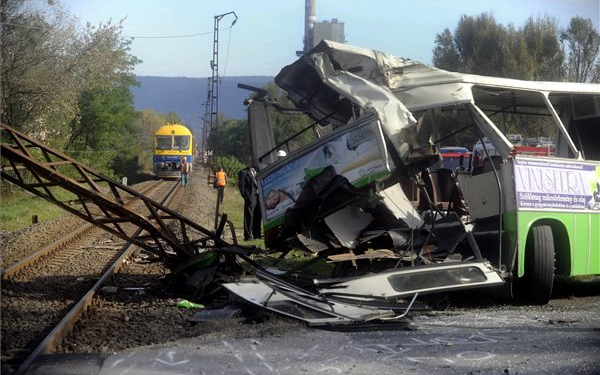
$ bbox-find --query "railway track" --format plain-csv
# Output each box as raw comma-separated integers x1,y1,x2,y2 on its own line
1,179,181,374
1,180,165,280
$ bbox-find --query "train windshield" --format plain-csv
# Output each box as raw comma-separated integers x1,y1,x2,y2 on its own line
173,135,190,150
155,136,172,150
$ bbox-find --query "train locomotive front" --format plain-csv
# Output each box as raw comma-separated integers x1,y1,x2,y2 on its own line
153,123,193,178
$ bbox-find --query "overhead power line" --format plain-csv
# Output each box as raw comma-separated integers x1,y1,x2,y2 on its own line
0,21,234,40
122,30,212,39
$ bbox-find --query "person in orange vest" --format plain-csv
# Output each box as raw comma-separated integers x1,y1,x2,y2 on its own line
180,157,191,188
214,166,227,204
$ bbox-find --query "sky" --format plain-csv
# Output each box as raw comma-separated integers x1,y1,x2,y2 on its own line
55,0,599,78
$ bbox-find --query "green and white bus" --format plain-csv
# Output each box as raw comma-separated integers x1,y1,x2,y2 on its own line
400,72,600,304
244,41,600,305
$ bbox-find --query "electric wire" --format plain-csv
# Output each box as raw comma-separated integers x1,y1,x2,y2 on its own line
221,25,234,79
0,21,233,40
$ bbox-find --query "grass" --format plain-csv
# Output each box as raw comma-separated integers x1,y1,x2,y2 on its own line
0,188,73,231
219,187,245,235
219,184,267,247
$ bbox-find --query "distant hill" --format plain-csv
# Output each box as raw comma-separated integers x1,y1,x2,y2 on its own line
131,75,274,134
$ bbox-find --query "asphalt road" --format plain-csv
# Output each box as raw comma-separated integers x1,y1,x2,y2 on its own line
25,279,600,375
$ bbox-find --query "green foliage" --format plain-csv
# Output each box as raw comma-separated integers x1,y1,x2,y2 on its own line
165,111,182,124
433,29,462,71
217,118,251,162
522,16,564,81
453,13,516,77
429,13,600,149
432,13,599,83
65,77,141,179
561,17,600,83
264,82,315,151
1,0,142,179
438,13,560,80
216,82,314,166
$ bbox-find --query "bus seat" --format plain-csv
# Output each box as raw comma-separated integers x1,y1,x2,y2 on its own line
472,166,484,176
399,177,420,208
429,168,469,217
483,155,503,173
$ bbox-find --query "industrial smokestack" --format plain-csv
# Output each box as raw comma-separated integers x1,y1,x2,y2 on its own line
304,0,316,53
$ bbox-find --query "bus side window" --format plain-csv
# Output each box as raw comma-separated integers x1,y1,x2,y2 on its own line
572,117,600,161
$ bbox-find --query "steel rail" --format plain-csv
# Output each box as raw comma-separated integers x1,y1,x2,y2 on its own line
11,181,181,375
0,180,165,280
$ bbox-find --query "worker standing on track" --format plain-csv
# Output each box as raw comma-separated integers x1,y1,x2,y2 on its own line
214,166,227,204
180,157,190,188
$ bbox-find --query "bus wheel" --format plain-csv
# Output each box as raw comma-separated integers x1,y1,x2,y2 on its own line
523,225,555,305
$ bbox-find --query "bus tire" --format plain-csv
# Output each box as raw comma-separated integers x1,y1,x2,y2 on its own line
523,224,555,305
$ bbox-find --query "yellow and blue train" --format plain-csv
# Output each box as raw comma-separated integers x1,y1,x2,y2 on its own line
153,123,193,178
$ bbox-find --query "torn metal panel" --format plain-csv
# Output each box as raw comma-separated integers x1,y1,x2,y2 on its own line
379,183,424,229
316,261,504,299
326,249,399,263
275,40,438,168
324,205,373,249
223,278,418,327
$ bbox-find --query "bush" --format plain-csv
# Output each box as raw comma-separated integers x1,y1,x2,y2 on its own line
212,155,246,185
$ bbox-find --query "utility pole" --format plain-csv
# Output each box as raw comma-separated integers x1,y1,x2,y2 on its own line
209,11,237,230
209,11,237,162
202,77,211,167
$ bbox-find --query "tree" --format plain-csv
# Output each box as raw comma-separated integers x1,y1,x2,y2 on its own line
65,75,140,178
430,13,573,149
452,13,517,77
521,16,564,81
432,29,461,72
218,118,251,162
561,16,600,83
165,111,182,124
432,13,569,81
134,109,170,173
1,0,140,143
1,0,142,178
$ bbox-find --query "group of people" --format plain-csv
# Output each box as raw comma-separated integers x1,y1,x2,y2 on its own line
179,157,228,202
179,154,264,242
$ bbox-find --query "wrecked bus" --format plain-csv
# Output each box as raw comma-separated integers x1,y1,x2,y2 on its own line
239,40,600,309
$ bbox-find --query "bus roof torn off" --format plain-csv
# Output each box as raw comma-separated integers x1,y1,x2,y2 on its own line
229,39,600,325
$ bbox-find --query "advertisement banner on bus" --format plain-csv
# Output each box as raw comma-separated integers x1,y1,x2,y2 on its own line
259,119,390,226
514,157,600,211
